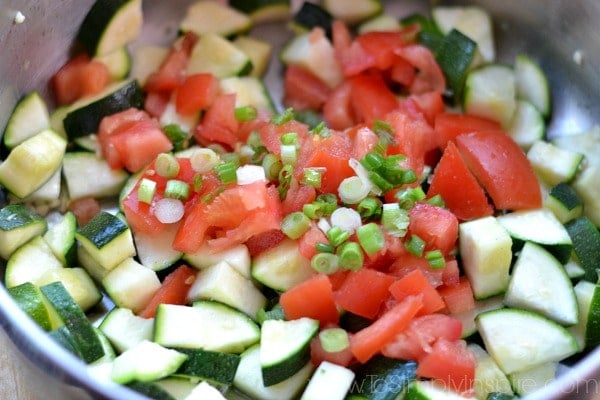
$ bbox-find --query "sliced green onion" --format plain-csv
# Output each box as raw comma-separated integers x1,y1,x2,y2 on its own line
262,153,283,181
349,158,380,196
270,107,294,125
316,194,339,215
316,242,335,253
401,169,417,185
311,252,339,274
357,197,382,220
427,194,446,208
236,165,266,185
317,217,332,234
281,211,311,240
137,178,157,204
405,234,426,257
319,328,350,353
327,226,350,248
190,148,220,173
356,223,385,256
163,124,189,152
382,154,407,184
381,203,409,237
396,187,426,209
303,203,323,220
302,168,324,188
193,173,203,192
165,179,190,200
361,152,385,172
295,109,322,129
256,304,285,324
373,119,397,147
310,121,330,137
155,153,180,178
234,105,258,122
330,207,362,235
281,132,298,146
368,171,394,192
246,130,263,148
280,144,297,165
337,242,364,271
425,250,446,269
215,161,238,184
278,164,294,199
338,176,371,205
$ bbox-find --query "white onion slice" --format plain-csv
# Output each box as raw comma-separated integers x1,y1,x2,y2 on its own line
236,164,267,185
330,207,362,235
154,198,185,224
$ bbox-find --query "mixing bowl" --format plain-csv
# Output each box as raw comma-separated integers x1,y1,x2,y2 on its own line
1,0,600,399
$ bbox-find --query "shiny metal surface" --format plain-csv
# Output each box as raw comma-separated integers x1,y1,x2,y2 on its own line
1,0,599,399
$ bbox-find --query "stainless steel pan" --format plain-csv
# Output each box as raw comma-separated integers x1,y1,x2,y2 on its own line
1,0,600,398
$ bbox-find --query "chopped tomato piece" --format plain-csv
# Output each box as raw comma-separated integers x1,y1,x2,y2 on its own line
298,223,328,261
245,229,286,257
427,141,493,221
122,191,166,235
282,179,316,215
194,93,240,149
334,268,396,319
138,265,198,318
356,31,409,70
350,295,422,363
441,258,460,287
389,269,445,315
144,91,170,118
52,54,110,105
437,276,476,314
348,125,379,160
323,81,355,130
175,73,219,116
280,274,339,326
416,338,476,394
350,73,399,125
145,32,198,93
390,55,416,87
332,20,375,77
395,44,445,94
388,252,444,288
283,65,332,111
382,314,463,361
68,197,101,227
409,91,445,126
455,130,542,210
310,333,355,367
434,112,501,149
257,119,311,156
172,198,210,253
408,202,458,255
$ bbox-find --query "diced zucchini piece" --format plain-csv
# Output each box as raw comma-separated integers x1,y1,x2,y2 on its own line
7,282,53,331
220,76,275,113
77,0,143,56
458,216,513,299
565,216,600,283
77,245,112,281
5,236,63,288
183,243,251,278
568,280,596,349
130,45,168,86
464,64,516,128
552,125,600,167
37,267,102,312
187,260,267,319
432,5,495,63
507,99,545,150
233,344,314,400
476,308,579,374
349,356,417,399
102,257,161,313
132,222,182,272
545,182,583,224
469,343,513,399
280,30,343,88
451,295,504,338
99,307,154,353
41,281,105,363
233,36,273,79
496,208,573,264
0,129,66,199
23,167,63,203
184,381,227,400
405,380,473,399
300,361,355,400
3,91,50,148
111,340,187,384
322,0,382,25
504,242,578,326
174,348,241,385
0,204,47,260
75,211,136,270
434,29,477,101
572,165,600,226
179,1,252,37
358,14,401,34
127,381,180,400
527,140,583,185
252,238,314,292
43,211,77,267
152,377,197,400
260,317,319,386
291,2,333,36
94,46,131,81
508,362,557,397
514,53,551,117
229,0,291,23
154,302,260,353
187,34,252,78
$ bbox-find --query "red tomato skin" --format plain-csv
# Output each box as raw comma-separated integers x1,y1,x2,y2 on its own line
323,81,355,130
455,130,542,210
175,73,219,116
52,54,110,105
280,274,339,326
283,65,332,111
350,295,423,363
416,338,476,394
434,112,501,150
350,74,399,125
334,268,396,320
245,229,287,257
381,314,463,361
427,141,494,221
408,202,458,255
389,269,446,315
98,108,151,169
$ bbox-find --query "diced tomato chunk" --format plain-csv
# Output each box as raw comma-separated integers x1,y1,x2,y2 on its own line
388,252,444,288
437,276,476,314
334,268,396,319
194,93,240,149
245,229,286,257
310,333,355,367
68,197,101,226
408,202,458,255
350,73,399,125
52,54,110,105
332,20,375,77
395,44,445,94
389,269,446,315
138,265,197,318
282,179,316,215
283,65,332,111
323,81,355,130
434,112,501,149
145,32,198,93
455,130,542,210
280,274,339,326
175,73,219,116
298,223,328,261
356,31,409,70
427,141,494,221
